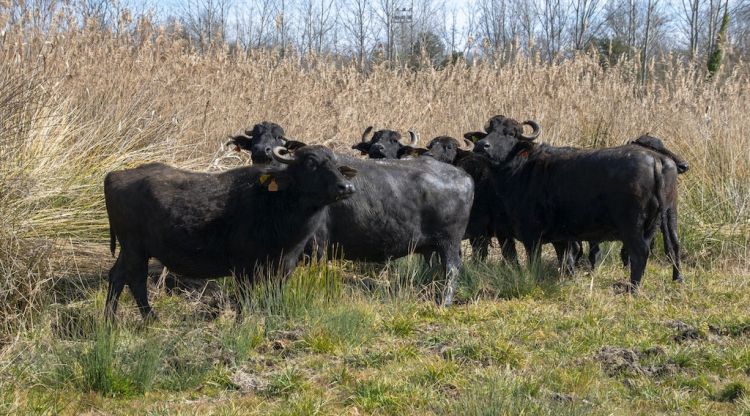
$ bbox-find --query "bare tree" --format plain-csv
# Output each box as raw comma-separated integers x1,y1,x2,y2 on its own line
343,0,377,68
537,0,568,62
511,0,538,55
179,0,233,51
677,0,701,59
731,0,750,59
298,0,336,54
476,0,510,57
273,0,292,54
572,0,603,50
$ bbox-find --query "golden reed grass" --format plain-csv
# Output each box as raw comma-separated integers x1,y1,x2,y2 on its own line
1,14,749,332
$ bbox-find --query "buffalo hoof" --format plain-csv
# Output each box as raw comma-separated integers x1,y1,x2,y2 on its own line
138,311,159,329
673,276,684,283
612,281,638,295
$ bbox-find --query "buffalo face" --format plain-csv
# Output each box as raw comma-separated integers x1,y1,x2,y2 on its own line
474,133,524,162
471,116,541,162
425,136,474,164
228,122,306,165
483,115,541,140
352,127,418,159
268,145,357,206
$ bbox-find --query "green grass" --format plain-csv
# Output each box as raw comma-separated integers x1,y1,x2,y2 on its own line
2,255,750,415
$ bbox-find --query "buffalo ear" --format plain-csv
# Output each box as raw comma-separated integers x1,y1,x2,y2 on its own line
513,141,534,158
352,142,371,155
456,148,473,161
397,146,427,158
338,165,358,179
258,171,291,192
284,140,307,151
228,135,254,151
463,131,487,142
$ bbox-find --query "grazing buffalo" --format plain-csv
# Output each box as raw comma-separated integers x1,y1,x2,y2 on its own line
226,122,306,165
352,126,419,159
104,145,357,321
472,115,682,289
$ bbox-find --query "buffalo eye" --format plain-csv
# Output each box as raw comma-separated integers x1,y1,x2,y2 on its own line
304,158,317,169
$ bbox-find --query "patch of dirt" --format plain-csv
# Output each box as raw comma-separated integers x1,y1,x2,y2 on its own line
270,329,303,341
611,281,636,295
594,346,677,378
666,320,706,343
230,369,267,394
708,323,750,338
548,391,575,402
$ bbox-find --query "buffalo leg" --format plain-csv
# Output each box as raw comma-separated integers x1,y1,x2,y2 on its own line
662,208,683,282
498,236,519,267
469,235,490,261
127,261,155,322
627,239,649,290
553,241,576,275
588,242,600,269
438,243,462,307
619,246,630,268
105,256,127,322
105,250,148,322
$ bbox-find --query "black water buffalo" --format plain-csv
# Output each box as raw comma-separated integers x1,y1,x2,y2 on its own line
473,115,682,288
309,155,474,305
418,136,519,262
226,122,307,165
231,125,474,306
466,122,689,272
104,145,357,321
351,126,419,159
582,134,689,269
352,129,507,264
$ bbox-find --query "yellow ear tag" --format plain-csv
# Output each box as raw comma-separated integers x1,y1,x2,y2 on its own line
268,180,279,192
259,174,271,185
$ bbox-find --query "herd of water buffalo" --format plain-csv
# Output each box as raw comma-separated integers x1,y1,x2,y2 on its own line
103,115,689,321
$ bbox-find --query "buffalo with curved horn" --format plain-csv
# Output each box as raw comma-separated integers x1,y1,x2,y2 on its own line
352,126,420,159
103,144,357,322
226,122,306,166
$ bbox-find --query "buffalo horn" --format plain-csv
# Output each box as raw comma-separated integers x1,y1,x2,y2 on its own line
461,137,475,151
361,126,374,143
406,130,419,146
271,146,296,164
520,120,541,140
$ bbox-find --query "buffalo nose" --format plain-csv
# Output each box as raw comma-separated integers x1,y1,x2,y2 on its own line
338,182,355,194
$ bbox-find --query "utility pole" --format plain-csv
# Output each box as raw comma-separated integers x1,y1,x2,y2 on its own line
393,1,413,59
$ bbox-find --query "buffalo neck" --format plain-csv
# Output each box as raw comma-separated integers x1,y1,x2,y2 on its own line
228,168,328,255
